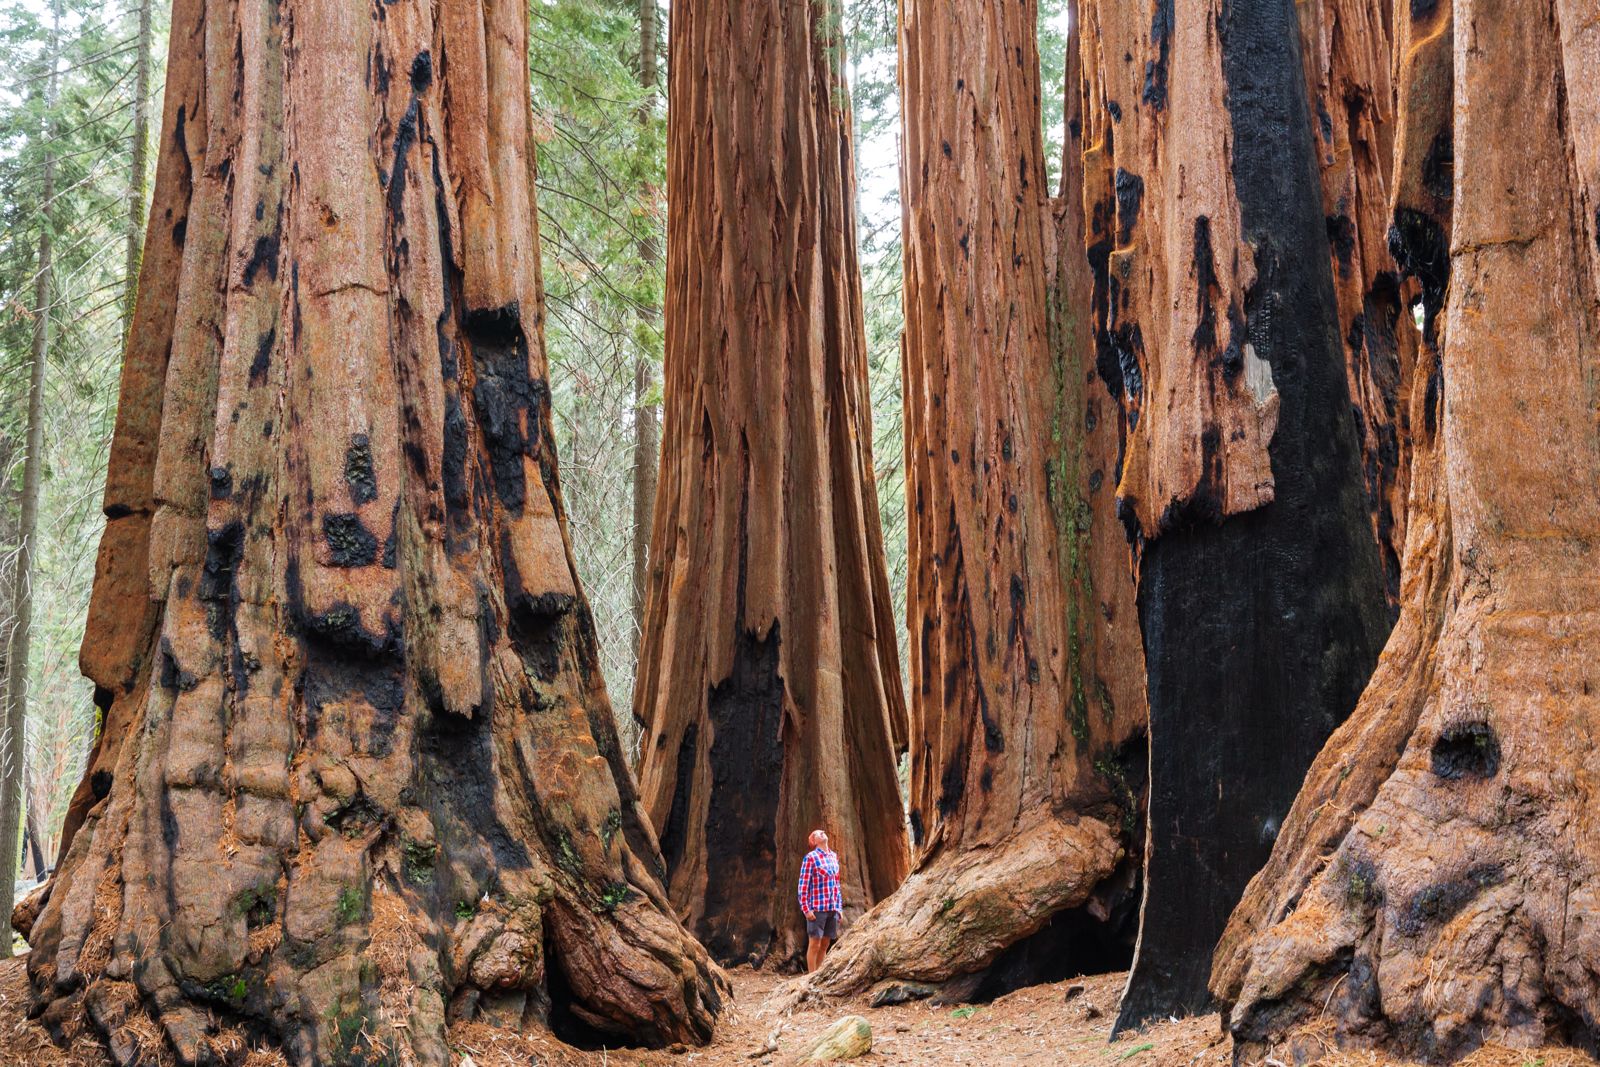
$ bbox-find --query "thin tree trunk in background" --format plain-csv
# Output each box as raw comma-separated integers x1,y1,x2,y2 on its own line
122,0,153,337
798,0,1147,999
1,0,62,956
633,0,910,969
20,0,725,1056
1073,0,1393,1031
628,0,660,655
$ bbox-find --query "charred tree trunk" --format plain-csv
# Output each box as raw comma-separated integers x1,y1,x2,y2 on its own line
631,0,910,971
793,0,1149,999
1074,0,1393,1031
23,0,725,1059
1216,1,1600,1059
1295,0,1418,610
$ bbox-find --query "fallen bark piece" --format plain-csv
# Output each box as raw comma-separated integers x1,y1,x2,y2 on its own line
867,982,937,1008
800,1016,872,1062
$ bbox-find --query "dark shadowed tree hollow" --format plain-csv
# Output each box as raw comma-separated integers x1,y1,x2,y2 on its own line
792,0,1149,1000
630,0,910,970
1216,1,1600,1060
1075,0,1393,1032
18,0,726,1059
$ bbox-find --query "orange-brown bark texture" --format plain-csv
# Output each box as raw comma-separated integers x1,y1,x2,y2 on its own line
21,0,726,1061
1075,0,1393,1030
1216,0,1600,1060
792,0,1149,1000
630,0,911,971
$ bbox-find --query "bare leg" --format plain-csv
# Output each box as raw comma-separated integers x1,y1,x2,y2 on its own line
807,938,825,972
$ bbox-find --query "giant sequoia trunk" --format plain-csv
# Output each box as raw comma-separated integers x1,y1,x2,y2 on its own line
794,0,1149,998
23,0,725,1059
631,0,910,970
1215,1,1600,1059
1074,0,1394,1031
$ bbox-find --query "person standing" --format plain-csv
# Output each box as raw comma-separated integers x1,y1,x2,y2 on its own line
798,829,843,971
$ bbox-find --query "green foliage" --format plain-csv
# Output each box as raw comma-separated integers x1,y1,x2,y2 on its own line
454,899,476,921
950,1006,978,1020
598,880,632,912
402,840,437,885
336,887,364,926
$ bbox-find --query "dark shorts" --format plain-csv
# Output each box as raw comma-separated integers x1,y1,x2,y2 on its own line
806,910,841,940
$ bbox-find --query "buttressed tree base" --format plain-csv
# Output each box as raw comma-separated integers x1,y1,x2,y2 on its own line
19,0,724,1060
1217,0,1600,1060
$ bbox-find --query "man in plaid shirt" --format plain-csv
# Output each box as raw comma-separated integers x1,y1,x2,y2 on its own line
798,829,843,971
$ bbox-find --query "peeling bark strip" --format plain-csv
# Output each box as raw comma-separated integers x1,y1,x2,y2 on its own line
791,0,1148,1000
1077,0,1392,1031
632,0,910,969
24,0,725,1060
1217,1,1600,1059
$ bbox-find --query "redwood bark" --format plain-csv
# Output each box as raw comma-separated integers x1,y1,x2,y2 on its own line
1215,1,1600,1058
631,0,910,969
1074,0,1393,1030
793,0,1148,998
22,0,724,1059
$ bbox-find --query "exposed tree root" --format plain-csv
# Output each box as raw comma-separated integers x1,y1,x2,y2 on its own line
776,815,1121,1006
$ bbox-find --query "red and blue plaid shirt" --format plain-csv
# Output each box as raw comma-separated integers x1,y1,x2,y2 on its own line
798,848,842,913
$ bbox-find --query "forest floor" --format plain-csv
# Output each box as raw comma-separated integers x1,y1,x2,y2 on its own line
2,956,1596,1067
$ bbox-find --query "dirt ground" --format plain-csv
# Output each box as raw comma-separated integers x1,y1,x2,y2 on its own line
3,955,1596,1067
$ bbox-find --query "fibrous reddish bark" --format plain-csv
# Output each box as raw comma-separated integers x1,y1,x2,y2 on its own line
1075,0,1393,1030
631,0,909,970
24,0,724,1059
793,0,1149,999
1216,1,1600,1059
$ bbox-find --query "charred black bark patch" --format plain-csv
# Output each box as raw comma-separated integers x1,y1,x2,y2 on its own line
323,513,379,568
250,327,275,385
209,466,233,501
242,231,280,288
1388,207,1450,342
303,638,406,759
1395,864,1504,935
1326,214,1356,278
1192,216,1221,352
1143,0,1173,109
345,434,378,504
908,808,925,847
1117,0,1391,1032
410,50,432,91
158,638,199,693
1421,128,1453,201
201,521,245,643
658,722,698,878
1430,722,1500,780
465,302,550,514
1114,168,1144,244
700,624,785,965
